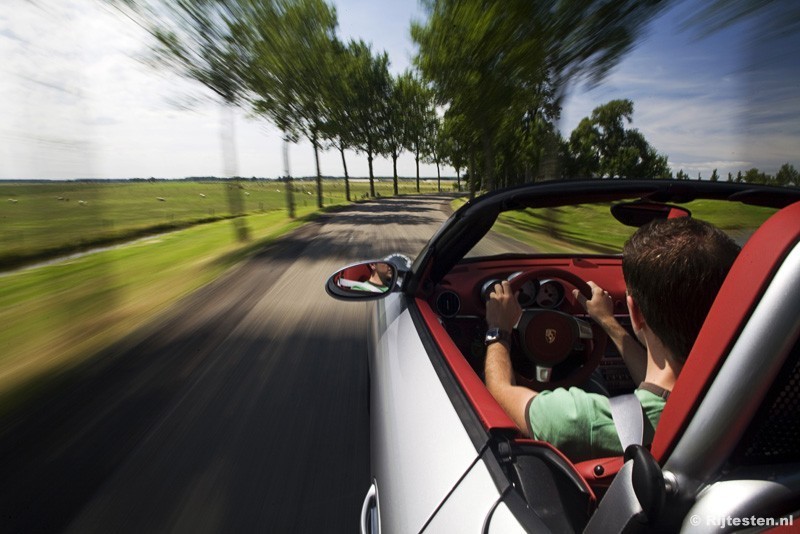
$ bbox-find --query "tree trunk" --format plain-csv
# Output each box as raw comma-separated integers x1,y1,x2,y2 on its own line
436,161,441,191
313,130,323,208
482,130,494,191
415,147,420,192
456,167,461,192
392,152,399,196
282,134,295,219
340,146,350,202
220,103,238,178
368,151,375,197
469,151,477,201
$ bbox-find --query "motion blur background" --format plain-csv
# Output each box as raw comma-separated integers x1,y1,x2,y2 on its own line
2,0,798,181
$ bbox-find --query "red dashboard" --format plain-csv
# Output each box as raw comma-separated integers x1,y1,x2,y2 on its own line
427,255,637,395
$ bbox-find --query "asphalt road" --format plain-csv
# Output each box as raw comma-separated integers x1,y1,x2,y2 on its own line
0,194,457,533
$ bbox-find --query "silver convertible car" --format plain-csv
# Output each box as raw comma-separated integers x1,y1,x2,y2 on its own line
326,180,800,533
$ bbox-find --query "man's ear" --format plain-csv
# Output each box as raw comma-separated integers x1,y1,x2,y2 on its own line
627,294,646,333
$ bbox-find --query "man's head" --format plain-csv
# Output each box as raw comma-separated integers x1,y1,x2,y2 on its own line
622,217,740,364
368,262,394,287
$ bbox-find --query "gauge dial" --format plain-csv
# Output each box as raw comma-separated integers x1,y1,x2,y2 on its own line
517,279,540,307
535,280,565,309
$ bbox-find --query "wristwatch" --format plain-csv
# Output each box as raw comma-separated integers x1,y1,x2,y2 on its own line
484,327,511,347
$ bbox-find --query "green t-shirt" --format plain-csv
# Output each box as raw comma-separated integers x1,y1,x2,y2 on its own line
526,387,667,463
349,280,389,293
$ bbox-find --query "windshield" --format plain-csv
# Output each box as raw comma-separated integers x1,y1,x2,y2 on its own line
466,199,777,257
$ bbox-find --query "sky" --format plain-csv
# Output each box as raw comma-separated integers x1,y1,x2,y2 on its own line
1,0,798,180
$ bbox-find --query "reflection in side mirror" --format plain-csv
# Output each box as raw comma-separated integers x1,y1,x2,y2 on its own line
326,261,398,301
611,201,691,228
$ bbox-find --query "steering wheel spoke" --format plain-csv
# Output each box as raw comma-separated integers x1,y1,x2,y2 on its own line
535,365,553,383
575,317,594,339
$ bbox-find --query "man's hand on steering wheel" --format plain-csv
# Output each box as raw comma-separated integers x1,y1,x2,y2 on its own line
573,281,615,326
486,281,522,333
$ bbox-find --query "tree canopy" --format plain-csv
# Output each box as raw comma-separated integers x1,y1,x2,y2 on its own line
110,0,798,198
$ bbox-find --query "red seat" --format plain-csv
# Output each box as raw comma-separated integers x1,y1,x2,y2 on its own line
341,264,371,283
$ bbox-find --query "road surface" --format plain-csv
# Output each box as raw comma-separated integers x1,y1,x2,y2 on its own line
0,194,459,533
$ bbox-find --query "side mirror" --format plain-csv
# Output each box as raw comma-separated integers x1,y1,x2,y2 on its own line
325,260,399,301
611,201,691,228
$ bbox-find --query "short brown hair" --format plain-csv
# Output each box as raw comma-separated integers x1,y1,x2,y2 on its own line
622,217,740,363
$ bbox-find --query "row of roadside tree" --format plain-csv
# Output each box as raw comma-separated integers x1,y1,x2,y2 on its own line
110,0,798,216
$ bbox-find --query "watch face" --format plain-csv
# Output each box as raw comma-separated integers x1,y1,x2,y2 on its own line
485,327,507,345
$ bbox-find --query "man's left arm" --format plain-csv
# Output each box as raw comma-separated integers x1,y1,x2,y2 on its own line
484,280,537,435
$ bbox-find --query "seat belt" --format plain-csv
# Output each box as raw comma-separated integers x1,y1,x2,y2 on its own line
609,393,645,451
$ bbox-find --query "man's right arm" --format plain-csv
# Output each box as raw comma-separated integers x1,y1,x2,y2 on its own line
574,281,647,385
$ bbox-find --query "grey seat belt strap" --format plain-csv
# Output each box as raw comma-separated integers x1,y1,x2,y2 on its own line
609,393,645,451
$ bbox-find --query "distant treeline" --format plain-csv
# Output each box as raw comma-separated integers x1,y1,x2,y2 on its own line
0,176,458,184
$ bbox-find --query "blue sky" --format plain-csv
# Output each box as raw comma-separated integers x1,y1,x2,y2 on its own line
1,0,798,180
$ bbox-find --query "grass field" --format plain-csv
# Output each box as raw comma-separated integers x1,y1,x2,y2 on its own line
0,178,459,413
0,178,458,269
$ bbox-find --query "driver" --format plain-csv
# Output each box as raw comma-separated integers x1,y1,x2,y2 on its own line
349,262,393,293
484,217,740,462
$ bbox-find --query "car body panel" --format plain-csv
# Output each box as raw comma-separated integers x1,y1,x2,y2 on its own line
369,295,505,532
487,504,529,534
423,456,519,533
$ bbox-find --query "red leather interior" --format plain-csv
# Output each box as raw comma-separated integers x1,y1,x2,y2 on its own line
342,264,371,282
416,297,519,432
652,201,800,461
574,456,625,491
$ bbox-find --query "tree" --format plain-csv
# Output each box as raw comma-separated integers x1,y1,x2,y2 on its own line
344,40,392,197
424,117,447,191
413,0,668,188
245,0,339,209
401,74,436,193
439,112,470,192
109,0,254,238
112,0,251,149
413,1,546,191
321,39,358,201
565,99,669,179
743,167,770,184
710,168,719,182
383,73,413,196
775,163,799,186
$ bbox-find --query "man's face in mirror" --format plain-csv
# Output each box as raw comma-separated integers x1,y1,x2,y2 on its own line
371,262,393,286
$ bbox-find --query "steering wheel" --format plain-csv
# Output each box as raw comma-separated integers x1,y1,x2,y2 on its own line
505,268,607,390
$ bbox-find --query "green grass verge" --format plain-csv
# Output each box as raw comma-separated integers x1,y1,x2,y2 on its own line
453,197,777,253
0,209,317,403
